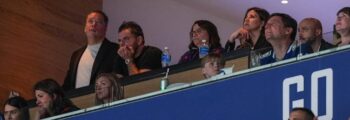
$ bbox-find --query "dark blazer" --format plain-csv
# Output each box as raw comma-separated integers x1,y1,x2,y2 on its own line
62,39,127,92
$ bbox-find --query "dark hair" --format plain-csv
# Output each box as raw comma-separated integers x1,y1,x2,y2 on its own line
242,7,270,47
337,7,350,16
189,20,222,51
118,21,145,41
4,96,29,120
88,10,109,25
290,107,316,120
269,13,298,41
244,7,270,25
33,79,75,117
95,73,124,105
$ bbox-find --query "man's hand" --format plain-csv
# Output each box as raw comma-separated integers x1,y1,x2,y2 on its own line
118,46,135,60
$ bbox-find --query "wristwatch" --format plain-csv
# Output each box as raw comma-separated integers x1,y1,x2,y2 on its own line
125,59,131,64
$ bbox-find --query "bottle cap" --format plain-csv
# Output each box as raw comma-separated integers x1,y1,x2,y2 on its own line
201,39,206,43
164,46,168,50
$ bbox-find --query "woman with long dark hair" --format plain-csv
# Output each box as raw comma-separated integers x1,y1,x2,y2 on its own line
33,79,79,119
225,7,271,53
179,20,223,64
3,96,29,120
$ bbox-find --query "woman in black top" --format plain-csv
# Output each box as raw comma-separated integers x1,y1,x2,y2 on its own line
3,96,29,120
33,79,79,119
179,20,223,64
225,7,271,54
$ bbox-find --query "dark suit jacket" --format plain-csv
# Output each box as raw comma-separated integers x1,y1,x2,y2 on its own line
62,39,127,92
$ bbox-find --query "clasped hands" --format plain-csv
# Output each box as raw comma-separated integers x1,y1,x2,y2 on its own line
118,46,135,63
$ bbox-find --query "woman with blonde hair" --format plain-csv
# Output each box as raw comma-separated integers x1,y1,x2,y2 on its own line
95,73,124,105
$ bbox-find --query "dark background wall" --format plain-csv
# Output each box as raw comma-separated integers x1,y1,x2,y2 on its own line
0,0,102,106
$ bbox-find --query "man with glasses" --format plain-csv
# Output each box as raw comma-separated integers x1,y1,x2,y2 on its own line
298,18,334,53
63,10,127,91
117,21,162,75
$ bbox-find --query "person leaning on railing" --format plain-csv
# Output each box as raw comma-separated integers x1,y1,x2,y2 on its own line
201,53,226,79
117,21,162,75
95,73,124,105
33,79,79,119
3,96,29,120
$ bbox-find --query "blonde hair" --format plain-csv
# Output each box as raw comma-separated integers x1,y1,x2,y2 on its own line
201,53,225,69
95,73,124,105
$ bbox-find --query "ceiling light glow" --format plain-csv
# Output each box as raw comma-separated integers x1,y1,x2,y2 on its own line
281,0,288,4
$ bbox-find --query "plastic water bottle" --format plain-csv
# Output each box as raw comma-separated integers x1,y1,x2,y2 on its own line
161,47,171,67
199,39,209,58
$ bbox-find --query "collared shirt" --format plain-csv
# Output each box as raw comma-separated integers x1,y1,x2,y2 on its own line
259,42,312,65
76,42,102,88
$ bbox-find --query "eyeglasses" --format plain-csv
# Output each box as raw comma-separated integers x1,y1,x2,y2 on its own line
118,36,137,45
191,29,205,35
337,14,350,21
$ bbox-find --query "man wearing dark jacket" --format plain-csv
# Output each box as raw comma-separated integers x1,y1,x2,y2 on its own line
63,10,126,91
298,17,335,52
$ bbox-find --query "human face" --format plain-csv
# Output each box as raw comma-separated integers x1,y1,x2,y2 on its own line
265,16,289,41
84,12,107,41
288,111,310,120
35,90,53,111
335,12,350,34
202,61,219,78
243,10,264,31
4,104,21,120
191,24,209,47
298,20,318,44
118,29,140,49
95,76,112,101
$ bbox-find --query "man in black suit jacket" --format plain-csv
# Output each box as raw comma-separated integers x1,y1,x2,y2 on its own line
62,10,127,91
